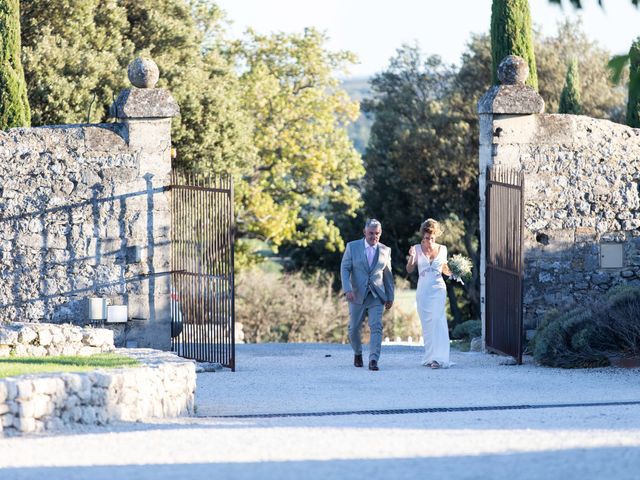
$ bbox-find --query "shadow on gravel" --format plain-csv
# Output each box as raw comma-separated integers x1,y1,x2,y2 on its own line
25,402,640,439
2,446,639,480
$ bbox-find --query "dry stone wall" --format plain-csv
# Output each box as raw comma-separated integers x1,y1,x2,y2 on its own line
0,60,178,349
0,348,196,436
0,322,113,357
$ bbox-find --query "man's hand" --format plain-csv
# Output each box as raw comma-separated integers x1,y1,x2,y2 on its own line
345,291,355,302
384,301,393,310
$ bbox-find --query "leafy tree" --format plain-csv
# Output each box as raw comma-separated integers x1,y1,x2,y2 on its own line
0,0,30,128
536,20,625,121
360,24,626,323
627,38,640,127
559,58,582,114
490,0,538,90
362,45,478,324
230,28,364,254
116,0,256,178
21,4,362,266
20,0,132,125
21,0,254,176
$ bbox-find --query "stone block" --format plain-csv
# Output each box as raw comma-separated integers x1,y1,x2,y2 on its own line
18,327,37,344
2,413,15,428
111,89,179,119
14,416,36,433
16,380,34,400
82,329,114,348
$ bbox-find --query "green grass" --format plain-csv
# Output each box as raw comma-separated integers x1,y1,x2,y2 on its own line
0,353,140,379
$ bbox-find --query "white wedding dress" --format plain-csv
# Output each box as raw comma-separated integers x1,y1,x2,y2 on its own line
415,244,450,367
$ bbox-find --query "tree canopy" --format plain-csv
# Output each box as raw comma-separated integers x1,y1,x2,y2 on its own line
20,1,363,266
0,0,30,129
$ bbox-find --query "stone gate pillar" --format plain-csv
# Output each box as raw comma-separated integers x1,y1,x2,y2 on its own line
110,58,179,349
477,55,544,350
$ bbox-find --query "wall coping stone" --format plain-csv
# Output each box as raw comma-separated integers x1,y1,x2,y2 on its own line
110,88,179,119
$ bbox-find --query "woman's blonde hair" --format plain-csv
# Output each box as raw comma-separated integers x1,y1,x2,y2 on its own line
419,218,442,237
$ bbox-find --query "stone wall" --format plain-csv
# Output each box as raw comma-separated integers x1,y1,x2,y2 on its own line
493,114,640,328
0,349,196,436
0,322,113,357
0,59,178,349
478,56,640,333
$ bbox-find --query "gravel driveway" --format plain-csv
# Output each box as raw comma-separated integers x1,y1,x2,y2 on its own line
1,343,639,480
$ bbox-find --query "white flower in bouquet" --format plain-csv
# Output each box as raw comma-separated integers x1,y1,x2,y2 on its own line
448,254,473,285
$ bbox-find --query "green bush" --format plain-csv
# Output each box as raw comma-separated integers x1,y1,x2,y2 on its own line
532,285,640,368
236,269,349,343
236,270,422,344
452,319,481,341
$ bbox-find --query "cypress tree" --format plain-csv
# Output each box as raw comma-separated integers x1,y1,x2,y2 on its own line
490,0,538,90
628,37,640,128
559,58,582,114
0,0,30,129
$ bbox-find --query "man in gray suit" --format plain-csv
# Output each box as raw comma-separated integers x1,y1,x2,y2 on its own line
340,219,394,371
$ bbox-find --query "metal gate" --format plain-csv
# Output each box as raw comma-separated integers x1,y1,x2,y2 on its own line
170,171,235,370
485,166,524,364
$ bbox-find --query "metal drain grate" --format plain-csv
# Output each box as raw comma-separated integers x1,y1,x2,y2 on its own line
207,400,640,419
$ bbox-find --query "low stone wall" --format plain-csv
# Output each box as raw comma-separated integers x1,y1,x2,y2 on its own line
0,348,196,436
0,322,114,358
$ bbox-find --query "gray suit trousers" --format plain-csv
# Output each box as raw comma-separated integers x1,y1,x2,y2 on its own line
348,292,384,361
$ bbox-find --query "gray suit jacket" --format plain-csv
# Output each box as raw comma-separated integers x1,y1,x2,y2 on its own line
340,239,395,305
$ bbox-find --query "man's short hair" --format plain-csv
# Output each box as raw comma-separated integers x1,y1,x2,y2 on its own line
365,218,382,230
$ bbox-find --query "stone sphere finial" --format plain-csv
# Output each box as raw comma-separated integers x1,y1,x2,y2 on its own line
127,57,160,89
497,55,529,85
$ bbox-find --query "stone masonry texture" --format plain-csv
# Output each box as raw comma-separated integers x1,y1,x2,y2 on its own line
0,121,173,348
488,114,640,328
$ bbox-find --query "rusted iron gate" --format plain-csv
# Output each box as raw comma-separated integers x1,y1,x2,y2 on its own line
169,171,235,370
485,166,524,364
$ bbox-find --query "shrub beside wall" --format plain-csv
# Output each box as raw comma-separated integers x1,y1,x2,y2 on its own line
532,285,640,368
236,270,350,343
236,270,420,343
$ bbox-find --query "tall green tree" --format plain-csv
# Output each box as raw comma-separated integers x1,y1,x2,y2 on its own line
0,0,30,128
21,3,364,267
537,20,625,121
231,28,364,255
559,58,582,114
627,38,640,127
21,0,254,177
490,0,538,90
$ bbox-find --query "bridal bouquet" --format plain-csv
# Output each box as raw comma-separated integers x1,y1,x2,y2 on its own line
448,254,473,285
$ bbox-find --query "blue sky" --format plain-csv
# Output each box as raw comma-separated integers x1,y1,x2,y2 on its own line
216,0,640,78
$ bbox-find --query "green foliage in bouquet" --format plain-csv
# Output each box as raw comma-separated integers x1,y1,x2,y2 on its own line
448,254,473,282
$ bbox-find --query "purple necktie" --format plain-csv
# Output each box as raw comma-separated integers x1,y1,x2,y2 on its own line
367,246,374,267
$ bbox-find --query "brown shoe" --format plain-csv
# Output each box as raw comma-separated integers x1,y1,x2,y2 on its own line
354,354,363,368
368,359,379,371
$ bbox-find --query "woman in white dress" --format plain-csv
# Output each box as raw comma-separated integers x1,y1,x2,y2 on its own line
406,219,451,369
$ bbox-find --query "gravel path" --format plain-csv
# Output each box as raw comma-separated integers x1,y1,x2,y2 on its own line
1,343,639,479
